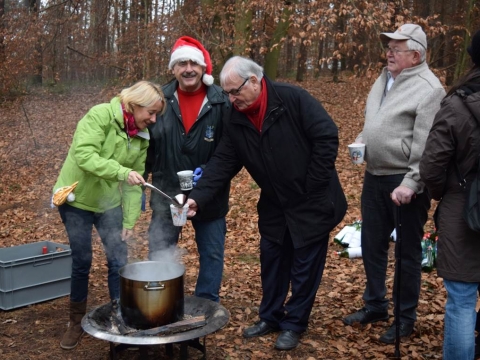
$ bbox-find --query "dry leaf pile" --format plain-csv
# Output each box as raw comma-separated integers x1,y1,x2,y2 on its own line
0,78,444,359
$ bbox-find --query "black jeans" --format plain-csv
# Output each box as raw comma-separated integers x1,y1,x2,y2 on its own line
59,204,127,302
361,171,430,324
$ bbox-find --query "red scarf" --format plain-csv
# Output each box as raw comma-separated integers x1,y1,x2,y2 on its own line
122,104,140,137
235,78,268,132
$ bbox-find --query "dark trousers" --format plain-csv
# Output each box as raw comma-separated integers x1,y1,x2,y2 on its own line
361,171,430,324
148,210,226,302
58,204,127,302
259,230,329,333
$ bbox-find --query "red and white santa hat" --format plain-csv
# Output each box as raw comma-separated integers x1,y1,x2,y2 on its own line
168,36,214,86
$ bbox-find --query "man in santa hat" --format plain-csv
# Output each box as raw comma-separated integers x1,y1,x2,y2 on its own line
145,36,231,302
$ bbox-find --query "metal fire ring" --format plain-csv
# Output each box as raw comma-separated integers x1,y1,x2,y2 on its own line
81,296,230,346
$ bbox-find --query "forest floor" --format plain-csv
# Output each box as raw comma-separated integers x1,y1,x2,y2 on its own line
0,76,445,359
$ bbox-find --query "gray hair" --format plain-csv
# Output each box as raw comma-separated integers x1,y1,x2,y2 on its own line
220,56,264,87
407,39,426,62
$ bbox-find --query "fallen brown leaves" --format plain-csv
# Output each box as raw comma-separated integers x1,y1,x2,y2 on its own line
0,77,444,359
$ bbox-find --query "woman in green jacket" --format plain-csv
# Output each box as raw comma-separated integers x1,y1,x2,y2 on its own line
53,81,165,350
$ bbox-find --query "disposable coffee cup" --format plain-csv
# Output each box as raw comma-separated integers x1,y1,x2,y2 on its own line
348,143,365,165
170,203,188,226
177,170,193,191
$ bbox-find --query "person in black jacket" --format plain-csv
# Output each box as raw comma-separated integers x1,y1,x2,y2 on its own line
145,36,231,302
186,56,347,350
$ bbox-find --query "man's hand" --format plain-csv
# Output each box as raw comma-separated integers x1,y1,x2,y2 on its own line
186,198,198,218
391,185,416,206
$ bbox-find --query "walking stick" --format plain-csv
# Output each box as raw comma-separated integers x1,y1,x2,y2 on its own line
394,205,402,359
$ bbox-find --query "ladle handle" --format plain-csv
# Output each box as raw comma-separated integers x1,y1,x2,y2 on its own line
144,182,182,207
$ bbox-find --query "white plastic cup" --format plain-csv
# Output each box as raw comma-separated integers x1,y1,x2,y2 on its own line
348,143,366,165
177,170,194,191
170,203,188,226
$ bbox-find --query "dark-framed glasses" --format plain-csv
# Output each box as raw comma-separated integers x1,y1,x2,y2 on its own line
225,78,249,96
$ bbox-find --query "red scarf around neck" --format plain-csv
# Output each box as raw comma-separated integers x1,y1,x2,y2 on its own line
235,78,268,132
122,103,140,137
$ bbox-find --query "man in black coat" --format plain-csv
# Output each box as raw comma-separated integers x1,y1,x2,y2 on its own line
186,56,347,350
146,36,231,303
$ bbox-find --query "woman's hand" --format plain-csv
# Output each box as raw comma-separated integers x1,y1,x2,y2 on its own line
122,228,134,241
127,171,145,186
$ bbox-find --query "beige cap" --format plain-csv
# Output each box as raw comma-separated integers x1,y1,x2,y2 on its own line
380,24,427,50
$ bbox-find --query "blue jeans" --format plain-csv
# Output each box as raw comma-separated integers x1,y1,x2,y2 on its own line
59,204,127,302
443,279,479,360
148,211,226,302
361,172,430,324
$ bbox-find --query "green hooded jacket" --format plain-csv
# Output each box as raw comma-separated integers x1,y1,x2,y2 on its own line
53,97,149,229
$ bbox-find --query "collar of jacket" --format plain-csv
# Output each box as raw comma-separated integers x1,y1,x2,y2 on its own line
110,96,150,140
230,74,285,129
162,78,228,105
382,61,429,81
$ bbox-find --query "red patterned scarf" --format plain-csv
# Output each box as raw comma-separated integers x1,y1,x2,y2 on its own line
122,103,140,137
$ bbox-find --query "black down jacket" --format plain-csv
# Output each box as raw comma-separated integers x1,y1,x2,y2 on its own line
190,75,347,248
146,79,231,221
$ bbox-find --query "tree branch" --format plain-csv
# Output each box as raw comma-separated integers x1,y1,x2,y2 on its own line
66,46,128,72
21,103,39,150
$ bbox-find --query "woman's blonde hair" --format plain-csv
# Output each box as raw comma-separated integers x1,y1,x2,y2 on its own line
119,80,166,115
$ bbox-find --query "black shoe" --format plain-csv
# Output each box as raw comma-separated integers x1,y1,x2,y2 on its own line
343,307,389,325
243,320,277,338
274,330,300,350
379,322,414,344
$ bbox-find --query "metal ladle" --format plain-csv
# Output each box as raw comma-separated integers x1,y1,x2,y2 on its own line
144,183,186,208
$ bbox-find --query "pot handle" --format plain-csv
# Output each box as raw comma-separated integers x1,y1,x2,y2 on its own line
144,282,165,291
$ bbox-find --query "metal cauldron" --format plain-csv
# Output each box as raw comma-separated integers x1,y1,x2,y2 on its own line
119,261,184,329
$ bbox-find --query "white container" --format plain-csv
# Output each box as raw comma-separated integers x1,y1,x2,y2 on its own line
177,170,193,191
170,203,188,226
348,143,366,165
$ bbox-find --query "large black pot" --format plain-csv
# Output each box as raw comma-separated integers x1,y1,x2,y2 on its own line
119,261,184,329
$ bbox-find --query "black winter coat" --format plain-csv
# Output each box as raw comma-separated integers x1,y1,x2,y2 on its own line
191,76,347,248
420,88,480,282
146,80,231,221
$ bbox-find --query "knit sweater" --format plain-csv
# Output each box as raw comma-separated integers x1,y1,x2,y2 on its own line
357,62,445,193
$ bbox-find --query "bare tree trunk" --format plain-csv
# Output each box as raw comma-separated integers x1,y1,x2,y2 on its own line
25,0,42,85
296,38,308,82
285,34,294,76
0,0,4,65
264,2,294,79
454,0,475,81
233,0,252,56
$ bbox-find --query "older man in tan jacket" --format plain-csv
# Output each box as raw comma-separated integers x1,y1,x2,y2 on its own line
343,23,445,344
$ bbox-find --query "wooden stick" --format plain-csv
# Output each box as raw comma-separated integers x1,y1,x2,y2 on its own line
127,315,207,337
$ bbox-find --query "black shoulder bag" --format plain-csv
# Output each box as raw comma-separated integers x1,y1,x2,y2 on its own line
455,149,480,232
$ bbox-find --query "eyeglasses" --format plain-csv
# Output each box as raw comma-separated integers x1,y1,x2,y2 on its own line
385,47,415,55
225,78,249,96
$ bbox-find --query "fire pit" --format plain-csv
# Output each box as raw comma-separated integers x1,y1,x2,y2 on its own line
81,296,229,359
